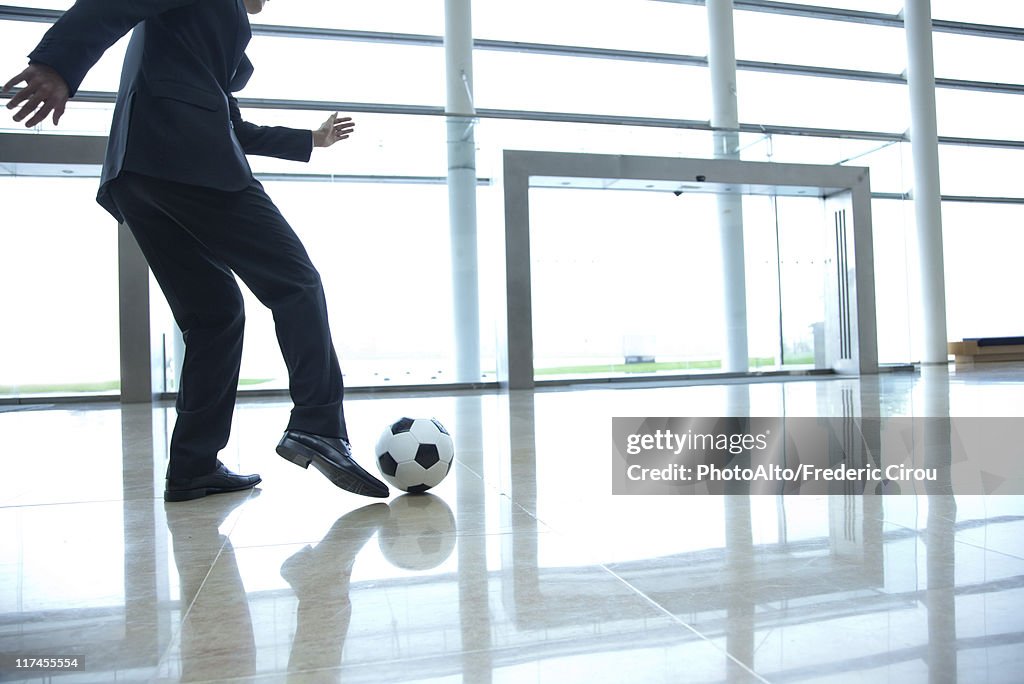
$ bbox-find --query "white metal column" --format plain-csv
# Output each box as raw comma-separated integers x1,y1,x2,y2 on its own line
707,0,749,372
445,0,482,382
904,0,949,364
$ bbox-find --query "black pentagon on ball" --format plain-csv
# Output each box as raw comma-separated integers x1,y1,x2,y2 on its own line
430,418,449,435
390,417,415,435
415,443,440,469
406,484,431,494
378,452,398,477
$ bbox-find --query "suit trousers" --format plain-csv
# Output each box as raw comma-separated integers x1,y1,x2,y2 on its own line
108,171,348,479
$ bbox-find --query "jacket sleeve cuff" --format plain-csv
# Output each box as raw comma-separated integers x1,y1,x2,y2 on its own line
26,53,85,98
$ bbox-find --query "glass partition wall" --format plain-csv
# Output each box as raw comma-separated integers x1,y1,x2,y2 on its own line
527,189,830,381
0,177,120,397
2,0,1023,399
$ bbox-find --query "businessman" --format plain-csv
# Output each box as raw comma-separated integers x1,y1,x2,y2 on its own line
3,0,391,501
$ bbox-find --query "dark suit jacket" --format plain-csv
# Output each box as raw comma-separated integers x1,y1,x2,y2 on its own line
27,0,313,221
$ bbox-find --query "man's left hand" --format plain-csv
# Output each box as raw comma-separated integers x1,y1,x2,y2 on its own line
313,112,355,148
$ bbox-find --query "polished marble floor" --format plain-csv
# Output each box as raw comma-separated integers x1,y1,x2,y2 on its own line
1,364,1023,683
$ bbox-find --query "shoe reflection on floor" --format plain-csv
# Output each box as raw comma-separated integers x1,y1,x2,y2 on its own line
281,503,390,679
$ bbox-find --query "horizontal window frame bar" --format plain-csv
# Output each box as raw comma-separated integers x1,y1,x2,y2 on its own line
253,172,492,185
480,40,1023,95
5,131,1024,205
2,6,1023,94
254,23,441,46
37,90,1024,152
477,42,1024,95
654,0,1024,41
871,192,1024,206
872,191,911,201
4,2,1023,41
936,136,1024,150
0,381,504,405
0,4,72,22
936,195,1024,206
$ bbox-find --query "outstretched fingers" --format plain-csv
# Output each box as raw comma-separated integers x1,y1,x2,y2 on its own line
333,116,354,141
3,64,69,127
2,69,27,93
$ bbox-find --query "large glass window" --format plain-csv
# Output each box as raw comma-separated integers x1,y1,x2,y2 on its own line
526,188,835,380
255,0,444,35
932,31,1024,85
734,11,906,73
473,0,707,55
775,197,829,366
869,199,914,365
0,177,120,397
245,110,448,179
743,195,786,367
943,202,1024,342
939,146,1024,199
243,39,443,107
528,187,724,379
0,103,115,137
474,52,710,120
931,1,1024,28
737,72,910,133
0,19,49,75
152,180,465,390
474,118,716,179
3,0,1023,393
0,19,131,95
842,141,911,196
740,135,910,196
935,89,1024,141
273,180,458,386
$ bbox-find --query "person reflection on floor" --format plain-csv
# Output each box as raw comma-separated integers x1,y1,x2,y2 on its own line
282,503,390,681
165,491,257,681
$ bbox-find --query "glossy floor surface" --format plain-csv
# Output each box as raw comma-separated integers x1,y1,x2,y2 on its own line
2,365,1023,683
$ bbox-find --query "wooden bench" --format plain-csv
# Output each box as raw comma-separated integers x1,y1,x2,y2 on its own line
948,337,1024,365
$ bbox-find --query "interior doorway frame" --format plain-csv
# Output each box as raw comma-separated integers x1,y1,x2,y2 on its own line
499,150,878,390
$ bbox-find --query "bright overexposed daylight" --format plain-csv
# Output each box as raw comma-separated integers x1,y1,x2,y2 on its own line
1,0,1022,395
3,3,1024,683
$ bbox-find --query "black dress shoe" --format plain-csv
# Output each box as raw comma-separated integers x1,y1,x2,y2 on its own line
276,431,390,498
164,462,262,502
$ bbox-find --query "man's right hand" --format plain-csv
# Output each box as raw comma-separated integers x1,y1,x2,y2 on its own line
3,63,70,127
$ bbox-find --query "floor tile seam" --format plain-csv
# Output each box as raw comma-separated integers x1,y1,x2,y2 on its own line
451,456,485,483
151,530,234,681
597,563,774,684
882,517,1024,562
945,535,1024,562
502,497,561,535
0,497,134,510
456,458,561,535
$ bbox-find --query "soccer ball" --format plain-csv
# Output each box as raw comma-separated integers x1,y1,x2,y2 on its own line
375,417,454,493
378,493,456,570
